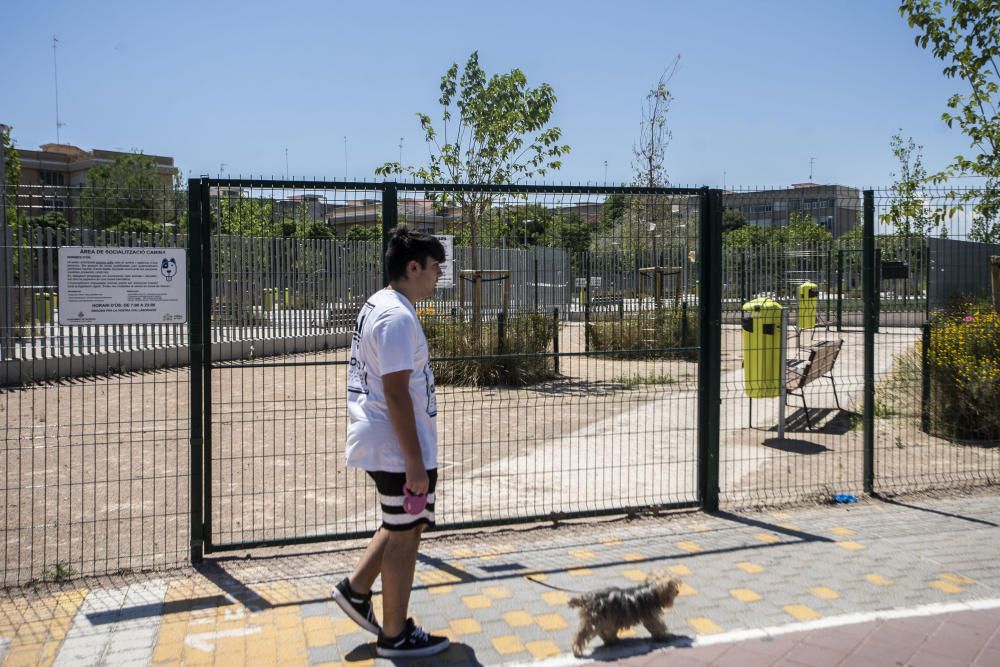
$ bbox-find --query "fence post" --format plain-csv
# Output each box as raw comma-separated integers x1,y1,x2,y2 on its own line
836,249,844,331
862,190,875,494
552,307,560,375
497,311,506,355
381,182,397,287
921,323,931,433
187,178,205,563
697,188,722,512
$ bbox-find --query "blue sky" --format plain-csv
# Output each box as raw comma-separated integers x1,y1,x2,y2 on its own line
1,0,977,189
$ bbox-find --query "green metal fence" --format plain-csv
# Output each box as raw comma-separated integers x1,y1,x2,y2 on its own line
2,180,998,585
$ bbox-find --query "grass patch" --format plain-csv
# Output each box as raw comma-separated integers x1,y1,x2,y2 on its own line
422,312,557,387
611,372,676,388
588,306,698,359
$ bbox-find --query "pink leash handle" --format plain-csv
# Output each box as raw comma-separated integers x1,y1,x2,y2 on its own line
402,487,427,515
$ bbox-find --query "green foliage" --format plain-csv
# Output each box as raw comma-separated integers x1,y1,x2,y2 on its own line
2,125,22,227
218,196,276,236
587,307,698,359
611,372,676,387
344,224,380,242
784,211,833,243
376,51,570,266
32,212,69,231
422,312,557,386
601,194,627,228
81,152,180,231
900,0,1000,242
555,212,591,253
722,208,747,233
723,212,831,246
927,301,1000,441
882,131,946,236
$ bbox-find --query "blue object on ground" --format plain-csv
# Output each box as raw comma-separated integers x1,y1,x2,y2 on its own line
833,493,858,503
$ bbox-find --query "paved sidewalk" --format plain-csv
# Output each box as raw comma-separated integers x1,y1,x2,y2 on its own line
1,494,998,666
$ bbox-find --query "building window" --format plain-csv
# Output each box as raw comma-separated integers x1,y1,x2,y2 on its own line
39,171,66,186
42,197,65,213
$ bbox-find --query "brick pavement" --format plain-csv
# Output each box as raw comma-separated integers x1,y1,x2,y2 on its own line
1,493,998,666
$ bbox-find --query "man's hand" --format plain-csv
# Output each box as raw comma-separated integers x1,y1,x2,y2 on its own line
404,460,429,496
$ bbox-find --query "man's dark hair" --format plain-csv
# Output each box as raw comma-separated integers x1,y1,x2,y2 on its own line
385,225,446,281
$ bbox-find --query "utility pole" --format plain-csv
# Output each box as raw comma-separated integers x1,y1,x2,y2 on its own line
603,160,608,183
284,148,289,180
809,157,816,181
343,136,348,179
52,36,65,143
399,137,404,166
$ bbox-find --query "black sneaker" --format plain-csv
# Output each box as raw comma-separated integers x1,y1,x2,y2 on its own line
331,577,380,634
376,618,450,658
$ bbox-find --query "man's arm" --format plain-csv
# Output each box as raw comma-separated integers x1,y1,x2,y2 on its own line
382,369,429,494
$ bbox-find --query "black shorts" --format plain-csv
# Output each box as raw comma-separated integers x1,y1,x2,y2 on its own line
367,469,437,531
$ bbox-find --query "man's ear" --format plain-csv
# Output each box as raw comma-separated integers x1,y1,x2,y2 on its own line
406,259,420,277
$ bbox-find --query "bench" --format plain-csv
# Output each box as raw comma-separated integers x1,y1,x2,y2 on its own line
785,339,843,428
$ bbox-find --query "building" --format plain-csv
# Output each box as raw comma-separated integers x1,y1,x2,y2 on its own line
13,143,176,224
722,183,861,238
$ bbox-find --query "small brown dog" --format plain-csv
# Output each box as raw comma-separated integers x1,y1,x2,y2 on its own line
567,574,680,656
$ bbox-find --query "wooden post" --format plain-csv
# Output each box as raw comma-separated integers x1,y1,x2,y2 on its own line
990,256,1000,313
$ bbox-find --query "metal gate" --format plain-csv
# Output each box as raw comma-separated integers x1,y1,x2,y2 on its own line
187,180,723,558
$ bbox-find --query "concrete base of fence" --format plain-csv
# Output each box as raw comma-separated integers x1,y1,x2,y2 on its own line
0,332,351,386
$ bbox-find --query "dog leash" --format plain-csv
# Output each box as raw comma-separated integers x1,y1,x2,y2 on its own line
524,575,586,594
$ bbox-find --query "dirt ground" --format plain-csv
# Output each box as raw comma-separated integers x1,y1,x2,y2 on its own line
2,323,997,586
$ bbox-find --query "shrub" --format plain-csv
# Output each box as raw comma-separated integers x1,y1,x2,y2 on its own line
587,306,698,359
927,301,1000,442
422,312,557,387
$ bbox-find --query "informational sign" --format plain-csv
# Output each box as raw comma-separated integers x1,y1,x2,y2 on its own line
434,234,455,289
58,247,187,325
575,278,588,288
589,276,603,288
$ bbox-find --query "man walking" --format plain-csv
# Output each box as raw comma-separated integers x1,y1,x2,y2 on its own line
332,226,449,658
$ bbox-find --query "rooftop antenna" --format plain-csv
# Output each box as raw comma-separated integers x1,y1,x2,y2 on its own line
284,148,289,180
399,137,404,166
343,136,348,179
604,160,608,183
52,36,65,143
809,157,816,181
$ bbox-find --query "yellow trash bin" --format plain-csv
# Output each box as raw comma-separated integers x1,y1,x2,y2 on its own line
742,297,784,398
797,282,819,330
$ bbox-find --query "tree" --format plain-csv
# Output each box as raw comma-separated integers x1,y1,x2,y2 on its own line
554,212,591,254
632,56,680,188
783,211,833,243
882,131,945,236
376,51,570,270
900,0,1000,242
81,152,179,232
600,193,627,229
217,195,276,236
344,224,380,242
2,125,22,229
722,208,747,233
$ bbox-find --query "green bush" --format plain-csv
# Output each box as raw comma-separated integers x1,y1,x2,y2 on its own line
928,299,1000,442
422,312,557,387
587,307,698,359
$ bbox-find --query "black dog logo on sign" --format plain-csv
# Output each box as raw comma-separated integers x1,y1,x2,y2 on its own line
160,257,178,281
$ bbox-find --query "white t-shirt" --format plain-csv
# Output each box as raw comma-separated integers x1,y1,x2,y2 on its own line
345,288,437,472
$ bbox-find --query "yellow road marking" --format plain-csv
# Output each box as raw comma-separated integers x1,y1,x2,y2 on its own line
526,639,561,659
866,574,894,586
570,549,595,561
737,562,764,574
931,580,963,594
669,564,692,576
809,587,840,600
449,618,482,635
623,553,645,562
677,582,698,597
676,541,703,553
755,533,780,544
688,617,722,634
483,586,512,599
462,594,491,610
542,591,570,606
622,569,647,582
492,635,525,655
831,526,854,537
836,541,864,550
939,573,975,586
568,568,593,577
535,613,568,631
502,611,534,628
784,604,822,621
730,588,761,602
